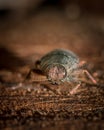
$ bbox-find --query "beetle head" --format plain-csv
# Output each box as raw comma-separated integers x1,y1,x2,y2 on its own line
46,64,67,84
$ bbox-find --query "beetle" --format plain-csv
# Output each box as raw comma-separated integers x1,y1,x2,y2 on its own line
26,49,97,94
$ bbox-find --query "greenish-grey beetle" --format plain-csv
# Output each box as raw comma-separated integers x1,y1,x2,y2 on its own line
39,49,79,84
26,49,97,94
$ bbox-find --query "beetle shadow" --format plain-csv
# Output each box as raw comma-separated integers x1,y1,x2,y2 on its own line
32,69,43,75
0,46,26,71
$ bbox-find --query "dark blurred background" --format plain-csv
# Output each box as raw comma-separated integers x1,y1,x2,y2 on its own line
0,1,104,130
0,0,104,69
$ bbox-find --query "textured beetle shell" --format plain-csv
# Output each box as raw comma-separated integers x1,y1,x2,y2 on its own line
39,49,79,80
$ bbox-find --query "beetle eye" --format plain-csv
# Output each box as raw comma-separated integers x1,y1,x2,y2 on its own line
47,64,66,81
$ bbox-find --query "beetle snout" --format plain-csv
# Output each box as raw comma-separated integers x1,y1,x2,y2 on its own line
46,64,66,83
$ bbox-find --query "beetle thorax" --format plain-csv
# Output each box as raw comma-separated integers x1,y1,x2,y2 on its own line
46,64,66,82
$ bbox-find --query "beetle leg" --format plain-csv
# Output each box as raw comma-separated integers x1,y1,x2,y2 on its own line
70,82,81,95
30,75,48,82
35,60,41,70
25,68,33,80
24,68,48,82
74,60,97,84
83,69,97,84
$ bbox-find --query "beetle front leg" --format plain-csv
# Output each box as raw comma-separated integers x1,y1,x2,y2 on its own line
25,68,33,80
25,68,48,82
70,82,81,95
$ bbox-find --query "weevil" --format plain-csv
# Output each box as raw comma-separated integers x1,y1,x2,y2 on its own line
26,49,97,94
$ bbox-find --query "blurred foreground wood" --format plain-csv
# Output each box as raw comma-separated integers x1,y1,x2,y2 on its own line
0,55,104,129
